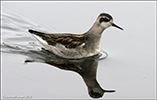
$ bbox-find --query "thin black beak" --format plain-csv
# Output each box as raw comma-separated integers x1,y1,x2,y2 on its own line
112,23,124,31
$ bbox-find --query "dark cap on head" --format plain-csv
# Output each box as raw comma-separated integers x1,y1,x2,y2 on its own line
99,13,113,20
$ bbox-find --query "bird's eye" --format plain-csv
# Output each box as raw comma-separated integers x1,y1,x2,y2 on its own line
99,18,110,23
104,18,110,22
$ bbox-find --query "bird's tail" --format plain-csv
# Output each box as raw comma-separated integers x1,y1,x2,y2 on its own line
28,29,46,36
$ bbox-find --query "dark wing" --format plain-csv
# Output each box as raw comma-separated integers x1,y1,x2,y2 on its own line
28,29,86,48
28,29,56,45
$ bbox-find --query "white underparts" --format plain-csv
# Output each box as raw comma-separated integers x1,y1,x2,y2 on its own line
32,34,48,46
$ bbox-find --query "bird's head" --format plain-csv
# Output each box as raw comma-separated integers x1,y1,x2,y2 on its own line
96,13,123,30
88,86,116,98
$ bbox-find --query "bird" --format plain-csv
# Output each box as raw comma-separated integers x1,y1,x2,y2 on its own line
28,13,123,59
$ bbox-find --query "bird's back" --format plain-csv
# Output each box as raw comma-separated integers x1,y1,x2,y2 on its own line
28,29,86,48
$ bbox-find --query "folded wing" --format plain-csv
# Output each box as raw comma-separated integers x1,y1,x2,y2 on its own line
28,29,86,48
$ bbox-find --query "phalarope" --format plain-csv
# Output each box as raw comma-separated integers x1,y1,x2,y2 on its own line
28,13,123,59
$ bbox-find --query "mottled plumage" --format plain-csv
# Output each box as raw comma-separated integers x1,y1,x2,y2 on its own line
29,29,86,49
28,13,123,59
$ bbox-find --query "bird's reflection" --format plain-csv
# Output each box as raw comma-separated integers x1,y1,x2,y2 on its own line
25,49,115,98
1,43,115,98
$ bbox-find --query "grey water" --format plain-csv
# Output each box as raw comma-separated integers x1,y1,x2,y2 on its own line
1,2,156,99
1,9,112,99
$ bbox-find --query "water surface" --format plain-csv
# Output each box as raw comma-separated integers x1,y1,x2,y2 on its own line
1,2,156,99
1,9,112,99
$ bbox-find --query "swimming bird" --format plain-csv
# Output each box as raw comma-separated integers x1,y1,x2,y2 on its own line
28,13,123,59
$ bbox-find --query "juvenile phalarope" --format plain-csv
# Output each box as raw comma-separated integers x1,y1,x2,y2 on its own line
28,13,123,59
